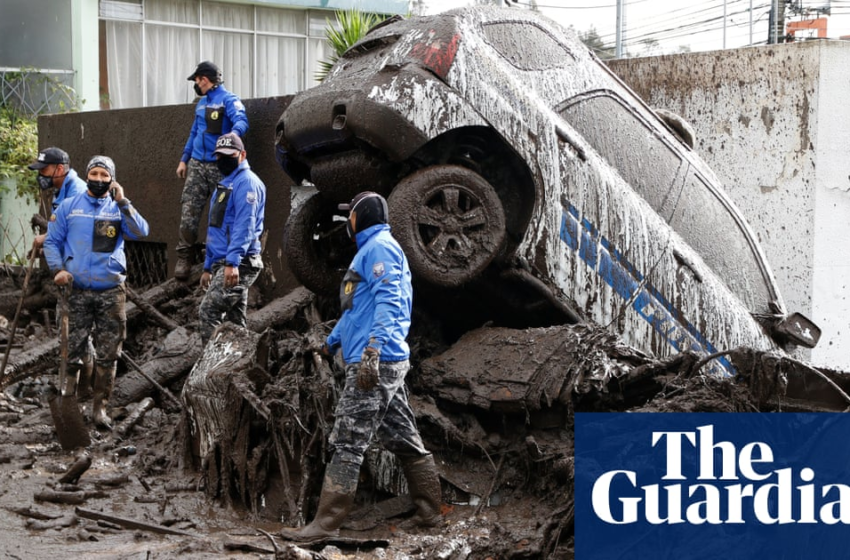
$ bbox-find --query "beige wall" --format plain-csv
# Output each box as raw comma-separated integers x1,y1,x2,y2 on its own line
610,41,850,369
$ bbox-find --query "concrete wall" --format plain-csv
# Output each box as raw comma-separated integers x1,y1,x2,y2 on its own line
37,95,299,298
610,40,850,369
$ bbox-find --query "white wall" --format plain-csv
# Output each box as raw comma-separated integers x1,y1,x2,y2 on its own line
72,0,100,111
609,41,850,369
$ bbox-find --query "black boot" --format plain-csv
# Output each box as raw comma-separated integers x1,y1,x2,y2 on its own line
92,361,116,430
401,454,443,528
174,248,192,281
280,461,358,542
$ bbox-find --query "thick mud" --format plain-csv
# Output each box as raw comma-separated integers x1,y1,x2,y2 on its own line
0,266,842,559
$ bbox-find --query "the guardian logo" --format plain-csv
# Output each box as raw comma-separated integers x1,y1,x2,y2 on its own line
591,424,849,525
576,413,850,559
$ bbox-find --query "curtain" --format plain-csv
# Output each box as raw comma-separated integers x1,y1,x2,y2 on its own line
146,24,199,106
202,31,253,99
258,36,304,96
105,20,144,109
103,0,326,109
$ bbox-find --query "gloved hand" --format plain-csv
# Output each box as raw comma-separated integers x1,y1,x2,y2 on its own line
357,347,380,391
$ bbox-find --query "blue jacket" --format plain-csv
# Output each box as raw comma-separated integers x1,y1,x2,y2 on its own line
326,224,412,364
44,193,150,291
181,84,249,164
52,169,87,212
204,160,265,270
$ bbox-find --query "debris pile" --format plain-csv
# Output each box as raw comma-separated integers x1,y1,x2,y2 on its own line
0,265,845,558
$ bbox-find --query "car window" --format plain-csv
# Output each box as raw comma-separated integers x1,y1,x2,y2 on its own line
482,22,574,70
669,170,771,312
559,93,683,220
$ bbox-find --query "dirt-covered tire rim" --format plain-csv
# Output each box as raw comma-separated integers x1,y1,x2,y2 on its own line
283,192,353,296
388,165,506,287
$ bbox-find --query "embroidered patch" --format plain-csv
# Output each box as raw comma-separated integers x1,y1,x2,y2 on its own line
372,262,385,278
210,110,220,120
49,214,57,222
246,192,257,205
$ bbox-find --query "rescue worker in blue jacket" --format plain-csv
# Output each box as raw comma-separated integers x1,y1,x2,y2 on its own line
174,61,249,281
28,147,88,249
198,132,265,345
43,156,150,429
280,192,442,542
28,147,96,400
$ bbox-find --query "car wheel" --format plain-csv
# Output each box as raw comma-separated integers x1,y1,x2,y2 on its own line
283,192,354,296
388,165,506,287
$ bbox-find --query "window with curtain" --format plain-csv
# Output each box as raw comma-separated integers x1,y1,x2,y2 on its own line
101,0,344,110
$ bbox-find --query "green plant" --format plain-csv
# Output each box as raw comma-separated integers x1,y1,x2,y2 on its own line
0,107,38,201
0,69,81,203
315,8,387,83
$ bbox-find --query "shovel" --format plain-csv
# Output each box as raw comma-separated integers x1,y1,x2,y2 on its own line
48,287,91,451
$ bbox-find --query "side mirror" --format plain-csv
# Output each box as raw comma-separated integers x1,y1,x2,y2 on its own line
773,312,821,349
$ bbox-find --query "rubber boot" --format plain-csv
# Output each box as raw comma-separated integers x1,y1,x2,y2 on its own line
401,454,443,528
92,361,116,430
279,462,358,542
174,248,192,281
76,353,94,401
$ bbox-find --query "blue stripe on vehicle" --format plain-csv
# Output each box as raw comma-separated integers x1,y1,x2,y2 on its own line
560,204,734,377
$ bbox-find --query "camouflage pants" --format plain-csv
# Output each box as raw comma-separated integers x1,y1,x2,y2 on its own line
198,257,262,344
177,159,220,254
66,285,126,369
327,360,429,491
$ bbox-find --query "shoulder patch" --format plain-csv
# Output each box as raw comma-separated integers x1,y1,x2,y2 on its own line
246,192,257,205
372,262,385,278
234,101,245,111
49,214,56,222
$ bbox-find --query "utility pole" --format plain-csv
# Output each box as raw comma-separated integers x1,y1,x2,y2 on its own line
768,0,788,43
615,0,625,58
749,0,753,46
723,0,727,49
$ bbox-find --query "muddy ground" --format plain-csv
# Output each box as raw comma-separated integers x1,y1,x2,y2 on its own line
0,264,842,560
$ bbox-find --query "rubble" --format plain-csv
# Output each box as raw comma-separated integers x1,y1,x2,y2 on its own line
0,263,845,559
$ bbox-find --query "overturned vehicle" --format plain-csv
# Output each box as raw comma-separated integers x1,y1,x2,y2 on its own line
276,6,819,376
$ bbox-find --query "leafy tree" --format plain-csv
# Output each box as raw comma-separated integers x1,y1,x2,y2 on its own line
579,26,615,60
315,9,387,83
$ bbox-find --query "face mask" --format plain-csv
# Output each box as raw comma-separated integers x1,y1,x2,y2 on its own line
193,83,204,96
87,179,112,197
37,174,54,190
215,156,239,177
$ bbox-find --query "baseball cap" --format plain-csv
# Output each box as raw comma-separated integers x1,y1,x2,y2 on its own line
187,61,221,81
214,133,244,156
28,147,70,170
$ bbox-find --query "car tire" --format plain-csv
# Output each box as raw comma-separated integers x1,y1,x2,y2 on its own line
388,165,506,287
283,192,353,296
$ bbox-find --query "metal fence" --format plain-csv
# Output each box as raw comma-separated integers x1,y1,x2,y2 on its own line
0,68,78,117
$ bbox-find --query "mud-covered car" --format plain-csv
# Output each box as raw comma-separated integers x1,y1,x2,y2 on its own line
276,6,818,376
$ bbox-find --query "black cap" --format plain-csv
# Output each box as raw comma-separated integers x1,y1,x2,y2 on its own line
187,61,222,82
339,192,388,233
214,132,244,156
28,147,70,170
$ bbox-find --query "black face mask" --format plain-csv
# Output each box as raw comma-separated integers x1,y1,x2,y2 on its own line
37,174,54,191
193,83,204,96
87,179,112,197
215,156,239,177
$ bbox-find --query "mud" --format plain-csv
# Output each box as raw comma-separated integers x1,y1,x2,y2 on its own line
0,264,843,559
